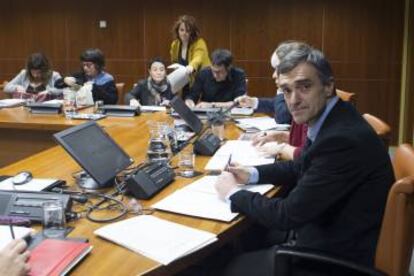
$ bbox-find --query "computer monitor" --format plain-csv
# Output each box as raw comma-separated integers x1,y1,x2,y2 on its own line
54,121,134,189
170,96,203,134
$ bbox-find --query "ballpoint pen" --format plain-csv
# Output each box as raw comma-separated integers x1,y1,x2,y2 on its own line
225,154,232,171
9,221,15,239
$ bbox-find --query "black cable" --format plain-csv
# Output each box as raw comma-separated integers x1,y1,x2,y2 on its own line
85,192,128,223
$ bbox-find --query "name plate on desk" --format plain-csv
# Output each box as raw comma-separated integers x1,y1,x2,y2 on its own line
27,102,62,114
101,105,141,117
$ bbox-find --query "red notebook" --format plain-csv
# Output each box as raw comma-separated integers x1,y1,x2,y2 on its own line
28,239,92,276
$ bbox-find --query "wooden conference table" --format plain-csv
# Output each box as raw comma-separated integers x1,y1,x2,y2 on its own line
0,106,271,275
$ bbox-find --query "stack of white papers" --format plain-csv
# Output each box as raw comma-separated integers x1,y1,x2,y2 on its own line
94,215,217,265
152,176,274,222
0,178,59,192
0,226,33,250
140,105,167,112
230,107,254,116
0,99,25,108
205,140,274,171
236,117,290,131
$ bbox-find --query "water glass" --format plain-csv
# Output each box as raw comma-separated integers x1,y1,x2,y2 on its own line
63,89,76,118
178,150,195,177
211,122,225,140
42,200,66,238
94,100,104,113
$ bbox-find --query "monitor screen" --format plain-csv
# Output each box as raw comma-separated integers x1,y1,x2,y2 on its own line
170,96,203,134
54,121,133,188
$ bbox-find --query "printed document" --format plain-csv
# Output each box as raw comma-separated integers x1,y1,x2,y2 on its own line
152,176,274,222
94,215,217,265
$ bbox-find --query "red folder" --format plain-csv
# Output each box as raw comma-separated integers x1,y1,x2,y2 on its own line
28,239,92,276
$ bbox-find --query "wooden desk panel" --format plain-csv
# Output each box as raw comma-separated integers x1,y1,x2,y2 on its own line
0,108,260,275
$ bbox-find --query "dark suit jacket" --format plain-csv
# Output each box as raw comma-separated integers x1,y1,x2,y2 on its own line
257,93,292,124
230,99,394,266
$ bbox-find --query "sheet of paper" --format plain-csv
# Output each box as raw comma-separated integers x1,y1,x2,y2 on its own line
140,106,166,112
230,107,254,116
94,215,217,265
153,176,274,222
0,99,25,107
0,178,58,192
43,99,64,104
167,65,190,93
0,226,33,250
204,140,275,171
236,117,290,131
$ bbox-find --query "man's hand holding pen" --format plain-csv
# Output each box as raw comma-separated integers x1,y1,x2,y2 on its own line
215,157,251,200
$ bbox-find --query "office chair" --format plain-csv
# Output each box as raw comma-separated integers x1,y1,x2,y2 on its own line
274,175,414,276
115,82,125,105
363,113,391,150
0,81,10,99
392,143,414,180
336,89,357,106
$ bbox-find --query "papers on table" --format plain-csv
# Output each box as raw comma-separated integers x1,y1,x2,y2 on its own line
230,107,254,116
0,99,25,108
204,140,274,171
152,176,274,222
236,116,290,131
0,226,33,250
43,99,64,105
94,215,217,265
140,105,167,112
0,178,60,192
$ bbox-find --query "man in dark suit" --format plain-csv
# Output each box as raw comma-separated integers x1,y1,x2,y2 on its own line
215,45,395,275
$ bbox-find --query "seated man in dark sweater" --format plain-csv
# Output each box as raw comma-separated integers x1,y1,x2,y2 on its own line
55,48,118,104
184,49,246,108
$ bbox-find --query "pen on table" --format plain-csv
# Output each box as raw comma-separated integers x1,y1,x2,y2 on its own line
9,221,15,239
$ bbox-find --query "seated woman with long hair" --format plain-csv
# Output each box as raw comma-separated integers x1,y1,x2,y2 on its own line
4,52,62,101
125,58,174,106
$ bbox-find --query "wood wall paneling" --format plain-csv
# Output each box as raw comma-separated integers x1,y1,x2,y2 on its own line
0,0,405,144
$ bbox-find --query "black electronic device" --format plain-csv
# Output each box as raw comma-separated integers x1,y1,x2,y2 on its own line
193,130,221,156
170,96,223,156
125,162,175,199
170,96,203,134
101,105,141,117
0,191,71,222
27,102,62,114
54,121,134,189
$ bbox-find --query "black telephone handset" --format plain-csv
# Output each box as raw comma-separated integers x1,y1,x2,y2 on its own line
125,162,175,199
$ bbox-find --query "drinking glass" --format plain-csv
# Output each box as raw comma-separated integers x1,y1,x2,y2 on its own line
178,149,195,177
42,200,66,238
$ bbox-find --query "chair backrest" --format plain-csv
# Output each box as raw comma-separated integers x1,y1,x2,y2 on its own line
362,113,391,150
393,144,414,180
336,89,357,106
0,81,10,99
115,83,125,105
375,176,414,276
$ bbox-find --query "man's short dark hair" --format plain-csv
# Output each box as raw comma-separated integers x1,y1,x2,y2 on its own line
80,48,105,71
211,49,233,68
277,46,334,86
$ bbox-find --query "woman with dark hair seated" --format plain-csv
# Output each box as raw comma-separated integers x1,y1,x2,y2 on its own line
125,58,173,106
55,48,117,104
4,52,62,101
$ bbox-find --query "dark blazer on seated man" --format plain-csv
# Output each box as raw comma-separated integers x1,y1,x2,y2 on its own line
215,44,394,276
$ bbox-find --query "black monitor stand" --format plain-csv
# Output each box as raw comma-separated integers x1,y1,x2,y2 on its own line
73,171,113,190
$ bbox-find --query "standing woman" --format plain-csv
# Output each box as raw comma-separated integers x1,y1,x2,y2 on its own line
170,15,211,98
4,52,62,101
